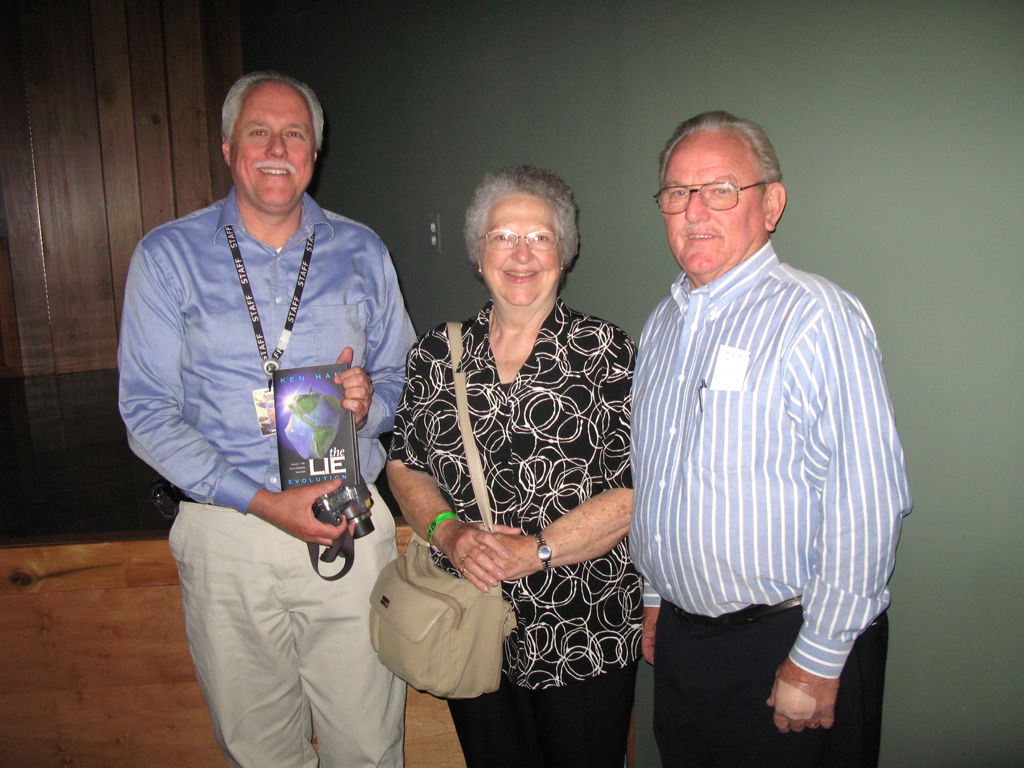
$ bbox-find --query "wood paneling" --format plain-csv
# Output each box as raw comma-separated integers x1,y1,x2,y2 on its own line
90,0,144,329
0,530,467,767
163,0,214,217
200,0,241,199
20,0,119,373
0,0,242,377
125,0,176,237
0,14,50,376
0,238,21,375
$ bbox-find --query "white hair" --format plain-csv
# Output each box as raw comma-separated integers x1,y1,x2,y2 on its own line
222,70,324,150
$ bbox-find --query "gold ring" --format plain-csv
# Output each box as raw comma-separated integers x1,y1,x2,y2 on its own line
457,555,468,565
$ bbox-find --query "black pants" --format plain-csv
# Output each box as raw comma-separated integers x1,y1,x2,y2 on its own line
654,603,888,768
447,662,638,768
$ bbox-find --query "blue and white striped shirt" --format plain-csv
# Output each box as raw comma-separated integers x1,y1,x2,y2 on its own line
630,242,911,677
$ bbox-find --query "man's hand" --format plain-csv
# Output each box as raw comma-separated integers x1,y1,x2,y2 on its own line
333,347,373,429
766,657,840,733
248,480,352,545
642,606,659,664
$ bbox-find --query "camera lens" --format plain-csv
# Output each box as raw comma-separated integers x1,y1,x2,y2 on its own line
313,484,375,538
350,514,375,539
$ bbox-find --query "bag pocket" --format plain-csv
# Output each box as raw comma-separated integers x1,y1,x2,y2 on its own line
369,537,513,698
370,556,462,643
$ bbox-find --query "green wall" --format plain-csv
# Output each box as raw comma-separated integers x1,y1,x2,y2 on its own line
242,2,1024,765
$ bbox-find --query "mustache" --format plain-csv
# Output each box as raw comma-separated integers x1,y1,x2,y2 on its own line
254,160,297,173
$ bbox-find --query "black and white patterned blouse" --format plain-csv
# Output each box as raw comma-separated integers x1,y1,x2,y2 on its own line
389,299,643,689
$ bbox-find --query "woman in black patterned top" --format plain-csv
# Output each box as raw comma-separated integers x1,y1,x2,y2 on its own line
387,165,642,768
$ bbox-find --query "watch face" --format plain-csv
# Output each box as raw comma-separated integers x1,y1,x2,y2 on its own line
538,544,552,561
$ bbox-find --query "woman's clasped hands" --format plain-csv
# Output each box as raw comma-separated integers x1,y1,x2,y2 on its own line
431,518,542,592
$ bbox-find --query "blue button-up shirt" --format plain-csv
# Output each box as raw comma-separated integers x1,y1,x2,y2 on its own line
118,190,415,513
631,242,911,677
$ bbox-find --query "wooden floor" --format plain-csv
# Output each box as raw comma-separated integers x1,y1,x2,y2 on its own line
0,535,465,767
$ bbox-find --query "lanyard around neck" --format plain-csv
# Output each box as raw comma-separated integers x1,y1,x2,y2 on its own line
224,224,315,388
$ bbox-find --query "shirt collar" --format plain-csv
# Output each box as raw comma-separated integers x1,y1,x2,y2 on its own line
672,240,778,311
213,189,335,248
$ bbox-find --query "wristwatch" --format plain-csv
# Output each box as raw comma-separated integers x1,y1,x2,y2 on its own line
535,532,552,571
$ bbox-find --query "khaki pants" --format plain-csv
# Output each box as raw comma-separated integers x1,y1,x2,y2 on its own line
170,487,406,767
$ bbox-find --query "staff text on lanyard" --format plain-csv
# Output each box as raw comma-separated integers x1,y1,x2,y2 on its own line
225,224,315,388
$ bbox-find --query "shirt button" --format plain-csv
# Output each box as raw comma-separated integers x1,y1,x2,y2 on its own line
654,534,662,543
677,373,685,383
659,479,666,489
669,426,676,436
275,297,283,304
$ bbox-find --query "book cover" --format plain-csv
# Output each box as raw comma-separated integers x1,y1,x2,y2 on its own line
274,363,360,490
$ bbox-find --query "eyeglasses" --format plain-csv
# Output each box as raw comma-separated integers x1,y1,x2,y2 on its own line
654,179,768,214
482,229,561,252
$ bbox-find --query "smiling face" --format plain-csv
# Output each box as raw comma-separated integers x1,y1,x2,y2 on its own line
661,129,786,287
222,81,316,238
480,194,562,316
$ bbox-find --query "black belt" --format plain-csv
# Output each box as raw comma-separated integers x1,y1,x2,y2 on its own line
667,596,802,626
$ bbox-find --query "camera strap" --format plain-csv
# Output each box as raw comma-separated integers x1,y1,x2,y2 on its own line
308,529,355,581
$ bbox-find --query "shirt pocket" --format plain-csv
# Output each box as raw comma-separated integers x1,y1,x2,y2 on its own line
288,303,369,366
685,388,760,472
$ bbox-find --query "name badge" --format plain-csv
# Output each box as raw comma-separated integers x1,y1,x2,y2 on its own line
709,345,750,391
253,387,277,436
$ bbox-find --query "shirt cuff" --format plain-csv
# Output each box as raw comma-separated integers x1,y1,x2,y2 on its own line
643,583,662,608
789,624,854,679
212,469,263,514
360,396,386,437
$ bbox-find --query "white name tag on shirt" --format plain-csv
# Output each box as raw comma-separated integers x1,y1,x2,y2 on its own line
709,345,750,391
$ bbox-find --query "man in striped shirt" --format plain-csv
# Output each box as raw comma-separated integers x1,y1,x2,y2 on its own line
631,111,911,767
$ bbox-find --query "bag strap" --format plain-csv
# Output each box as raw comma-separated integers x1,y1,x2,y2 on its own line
447,321,495,533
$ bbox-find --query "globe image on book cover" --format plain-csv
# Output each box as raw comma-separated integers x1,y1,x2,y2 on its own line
283,387,344,459
275,363,358,490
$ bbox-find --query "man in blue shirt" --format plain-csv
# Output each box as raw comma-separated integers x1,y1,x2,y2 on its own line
631,111,911,767
119,71,415,767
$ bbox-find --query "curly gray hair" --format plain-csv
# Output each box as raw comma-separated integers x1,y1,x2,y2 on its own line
463,165,579,270
222,71,324,151
658,111,781,185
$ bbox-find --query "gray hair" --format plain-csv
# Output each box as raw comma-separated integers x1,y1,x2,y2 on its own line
222,71,324,151
463,165,579,270
658,111,781,185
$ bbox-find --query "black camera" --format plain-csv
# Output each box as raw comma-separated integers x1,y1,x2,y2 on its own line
313,483,375,539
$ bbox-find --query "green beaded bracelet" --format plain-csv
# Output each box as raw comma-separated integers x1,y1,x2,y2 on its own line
426,510,458,543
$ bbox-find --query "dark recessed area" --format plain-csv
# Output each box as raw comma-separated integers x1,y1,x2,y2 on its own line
0,368,398,545
0,369,171,543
